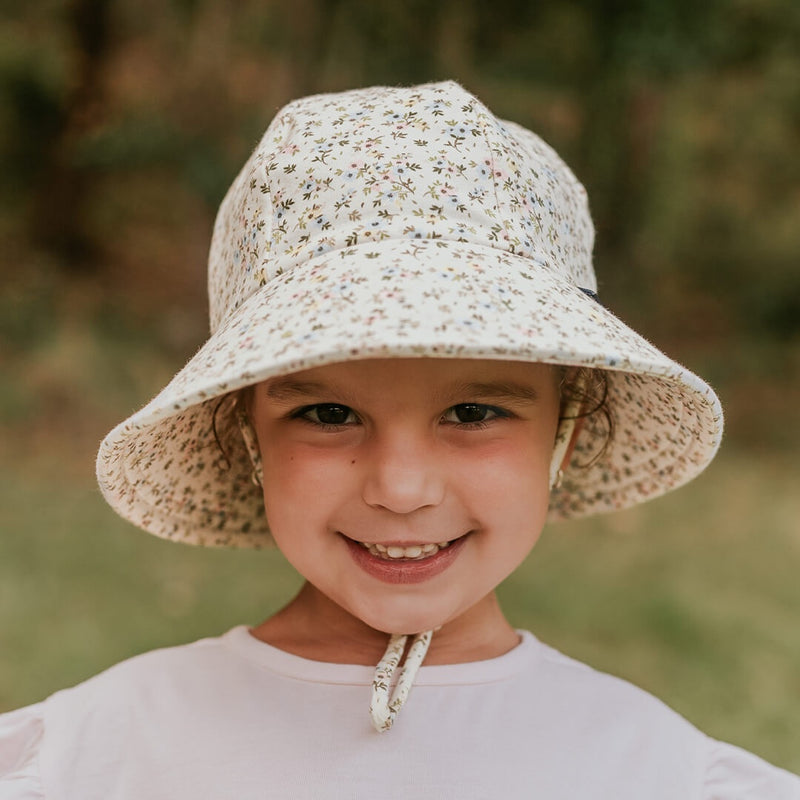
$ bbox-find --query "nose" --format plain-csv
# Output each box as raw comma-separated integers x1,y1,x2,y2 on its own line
361,431,446,514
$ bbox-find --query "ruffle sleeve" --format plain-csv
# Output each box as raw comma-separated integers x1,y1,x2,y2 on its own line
704,738,800,799
0,704,46,800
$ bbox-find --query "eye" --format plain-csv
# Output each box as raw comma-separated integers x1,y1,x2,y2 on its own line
298,403,358,426
442,403,507,425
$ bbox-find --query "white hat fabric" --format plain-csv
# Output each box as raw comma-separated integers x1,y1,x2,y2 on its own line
96,81,723,547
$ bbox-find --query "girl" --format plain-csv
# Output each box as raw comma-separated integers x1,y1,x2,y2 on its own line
1,81,797,798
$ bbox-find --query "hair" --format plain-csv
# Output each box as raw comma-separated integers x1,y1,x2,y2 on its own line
211,391,239,471
558,366,614,466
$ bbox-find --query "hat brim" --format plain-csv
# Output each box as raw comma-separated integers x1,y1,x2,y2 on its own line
97,239,723,546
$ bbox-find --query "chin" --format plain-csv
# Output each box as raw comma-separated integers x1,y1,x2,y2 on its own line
369,621,440,636
356,604,452,637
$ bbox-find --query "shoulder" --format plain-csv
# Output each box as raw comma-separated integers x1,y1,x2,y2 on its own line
55,628,241,694
520,633,800,797
526,635,701,737
0,629,248,800
41,628,247,738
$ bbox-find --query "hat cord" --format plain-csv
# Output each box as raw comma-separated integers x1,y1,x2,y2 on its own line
549,373,586,488
549,408,578,489
236,408,264,487
369,630,433,732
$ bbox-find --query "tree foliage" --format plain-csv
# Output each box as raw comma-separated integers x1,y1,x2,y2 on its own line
1,0,798,347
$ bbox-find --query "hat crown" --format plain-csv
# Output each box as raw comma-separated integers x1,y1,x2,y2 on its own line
208,81,595,333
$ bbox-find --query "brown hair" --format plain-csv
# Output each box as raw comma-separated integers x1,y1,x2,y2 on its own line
559,366,614,466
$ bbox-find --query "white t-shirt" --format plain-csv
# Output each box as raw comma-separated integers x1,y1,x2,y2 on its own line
0,627,797,799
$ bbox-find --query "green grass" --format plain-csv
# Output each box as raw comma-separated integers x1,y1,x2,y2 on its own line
1,448,798,773
0,468,302,708
499,450,800,772
0,304,798,773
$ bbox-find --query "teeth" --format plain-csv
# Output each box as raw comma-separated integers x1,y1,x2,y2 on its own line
359,540,453,560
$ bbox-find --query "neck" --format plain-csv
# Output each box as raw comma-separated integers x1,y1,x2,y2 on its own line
250,582,519,665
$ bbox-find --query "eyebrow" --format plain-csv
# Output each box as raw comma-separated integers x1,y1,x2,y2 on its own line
262,377,543,406
263,378,336,403
445,381,541,405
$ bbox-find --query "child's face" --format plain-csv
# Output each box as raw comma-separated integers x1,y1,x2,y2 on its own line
250,358,561,636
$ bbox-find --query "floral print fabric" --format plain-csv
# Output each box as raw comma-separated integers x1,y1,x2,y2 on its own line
96,81,723,546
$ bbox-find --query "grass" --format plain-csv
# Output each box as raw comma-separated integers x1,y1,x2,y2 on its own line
1,447,798,773
0,300,798,774
500,449,800,772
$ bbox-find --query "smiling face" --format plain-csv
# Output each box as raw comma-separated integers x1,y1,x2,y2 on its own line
249,358,562,653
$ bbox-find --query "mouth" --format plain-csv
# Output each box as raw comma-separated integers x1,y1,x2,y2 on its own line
342,533,469,584
355,540,454,561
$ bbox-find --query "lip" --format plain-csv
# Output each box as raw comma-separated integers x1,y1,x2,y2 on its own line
343,533,470,584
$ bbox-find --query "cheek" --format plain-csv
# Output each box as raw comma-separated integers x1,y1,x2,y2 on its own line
468,436,553,521
259,438,355,521
456,433,553,491
445,451,550,571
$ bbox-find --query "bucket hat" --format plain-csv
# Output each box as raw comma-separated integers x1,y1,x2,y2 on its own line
96,80,723,547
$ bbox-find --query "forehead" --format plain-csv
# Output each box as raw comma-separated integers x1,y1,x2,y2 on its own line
260,358,560,404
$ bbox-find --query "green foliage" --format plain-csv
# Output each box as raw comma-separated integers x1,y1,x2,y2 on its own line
0,27,69,197
1,0,797,344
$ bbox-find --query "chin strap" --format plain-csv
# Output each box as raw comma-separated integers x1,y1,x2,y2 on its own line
369,630,433,732
549,413,576,489
549,386,584,490
236,407,264,487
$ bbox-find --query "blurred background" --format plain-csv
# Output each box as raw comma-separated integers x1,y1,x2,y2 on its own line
1,0,798,771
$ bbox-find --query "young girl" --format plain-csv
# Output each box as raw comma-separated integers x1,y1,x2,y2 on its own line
1,81,797,798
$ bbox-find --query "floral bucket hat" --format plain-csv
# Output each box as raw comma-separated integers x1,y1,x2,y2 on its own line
97,80,723,548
